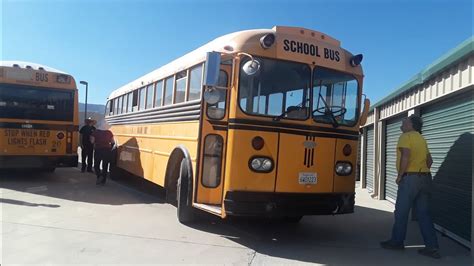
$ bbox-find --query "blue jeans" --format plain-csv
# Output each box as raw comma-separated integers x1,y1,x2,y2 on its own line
390,174,439,248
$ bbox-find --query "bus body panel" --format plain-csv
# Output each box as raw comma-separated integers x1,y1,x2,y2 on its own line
275,134,336,193
224,129,278,192
112,121,199,187
333,139,358,193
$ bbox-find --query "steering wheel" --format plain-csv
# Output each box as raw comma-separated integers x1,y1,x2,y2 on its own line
312,105,347,117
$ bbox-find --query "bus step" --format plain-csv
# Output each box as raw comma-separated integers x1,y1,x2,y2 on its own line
192,203,222,215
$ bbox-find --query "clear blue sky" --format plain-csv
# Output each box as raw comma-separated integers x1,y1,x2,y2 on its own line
2,0,472,105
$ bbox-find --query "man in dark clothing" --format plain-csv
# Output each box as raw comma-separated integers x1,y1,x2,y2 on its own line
90,127,115,185
79,118,96,173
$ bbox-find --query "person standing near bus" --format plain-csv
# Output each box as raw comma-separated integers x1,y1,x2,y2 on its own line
90,126,115,185
380,115,440,259
79,118,96,173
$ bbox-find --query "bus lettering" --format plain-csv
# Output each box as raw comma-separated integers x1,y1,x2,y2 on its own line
7,138,27,145
324,48,340,62
4,129,20,137
282,39,345,62
30,138,47,145
35,72,49,82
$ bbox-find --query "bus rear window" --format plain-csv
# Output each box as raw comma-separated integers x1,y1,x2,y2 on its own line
0,84,74,121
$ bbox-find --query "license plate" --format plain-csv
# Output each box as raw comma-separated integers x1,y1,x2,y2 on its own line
299,172,317,185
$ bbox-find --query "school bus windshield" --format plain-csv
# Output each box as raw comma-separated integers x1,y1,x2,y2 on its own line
0,84,75,121
238,57,359,125
239,57,311,120
312,67,359,127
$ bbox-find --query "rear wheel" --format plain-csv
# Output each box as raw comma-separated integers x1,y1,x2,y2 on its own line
177,159,194,223
43,167,55,173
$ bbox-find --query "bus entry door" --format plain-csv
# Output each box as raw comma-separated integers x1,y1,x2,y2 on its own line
195,65,231,206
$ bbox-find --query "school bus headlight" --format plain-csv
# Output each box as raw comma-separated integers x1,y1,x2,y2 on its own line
335,161,352,176
249,157,274,173
56,74,71,84
260,33,275,49
350,54,363,67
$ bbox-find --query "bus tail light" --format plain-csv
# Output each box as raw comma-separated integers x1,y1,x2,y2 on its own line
249,157,274,173
57,132,65,140
335,161,352,176
66,131,72,153
343,144,352,156
251,136,264,150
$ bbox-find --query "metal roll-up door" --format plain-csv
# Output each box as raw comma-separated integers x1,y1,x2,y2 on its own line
384,115,406,203
421,91,473,245
356,135,361,181
365,126,375,192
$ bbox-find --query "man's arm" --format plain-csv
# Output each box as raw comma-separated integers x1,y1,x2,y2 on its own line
397,147,410,185
426,153,433,169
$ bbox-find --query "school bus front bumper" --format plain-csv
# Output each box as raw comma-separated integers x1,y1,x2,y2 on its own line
224,191,355,217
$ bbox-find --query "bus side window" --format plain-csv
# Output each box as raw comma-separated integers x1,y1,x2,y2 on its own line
127,92,133,113
105,100,111,116
206,70,228,120
132,90,139,112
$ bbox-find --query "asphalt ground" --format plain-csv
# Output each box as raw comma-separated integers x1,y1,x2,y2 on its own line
0,167,471,265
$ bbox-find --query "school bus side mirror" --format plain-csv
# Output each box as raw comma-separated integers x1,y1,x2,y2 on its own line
359,98,370,126
203,52,221,87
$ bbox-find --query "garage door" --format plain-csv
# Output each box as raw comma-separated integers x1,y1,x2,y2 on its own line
365,126,375,192
421,91,473,245
384,115,406,203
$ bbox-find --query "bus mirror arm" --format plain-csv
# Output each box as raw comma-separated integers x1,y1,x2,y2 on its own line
359,98,370,126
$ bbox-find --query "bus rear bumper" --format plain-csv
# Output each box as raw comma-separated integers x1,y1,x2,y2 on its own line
0,155,78,169
224,191,355,217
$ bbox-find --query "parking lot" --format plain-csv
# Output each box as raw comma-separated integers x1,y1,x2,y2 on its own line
0,167,471,265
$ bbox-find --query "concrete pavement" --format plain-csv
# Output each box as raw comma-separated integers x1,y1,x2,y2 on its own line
0,167,471,265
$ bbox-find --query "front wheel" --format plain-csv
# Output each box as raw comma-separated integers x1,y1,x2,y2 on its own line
282,216,303,223
177,159,194,223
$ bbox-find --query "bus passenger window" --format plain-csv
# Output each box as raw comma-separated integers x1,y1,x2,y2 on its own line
106,100,112,116
127,92,133,113
123,94,128,113
117,96,123,115
206,70,227,120
146,84,154,109
164,77,174,105
132,90,139,112
114,98,119,115
175,71,187,104
188,64,203,101
154,80,163,107
139,87,146,111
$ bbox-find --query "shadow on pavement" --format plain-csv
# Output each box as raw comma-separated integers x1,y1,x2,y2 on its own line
185,205,470,265
0,168,165,205
0,198,60,208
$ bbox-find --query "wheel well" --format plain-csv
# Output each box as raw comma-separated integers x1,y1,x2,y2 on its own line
164,145,193,204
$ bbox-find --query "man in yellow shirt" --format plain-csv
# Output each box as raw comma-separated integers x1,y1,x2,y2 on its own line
380,115,440,259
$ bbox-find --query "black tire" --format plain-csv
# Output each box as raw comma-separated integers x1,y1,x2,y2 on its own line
177,159,194,223
282,216,303,223
44,168,56,173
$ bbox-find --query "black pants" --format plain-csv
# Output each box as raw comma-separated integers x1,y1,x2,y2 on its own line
94,148,111,182
81,145,93,170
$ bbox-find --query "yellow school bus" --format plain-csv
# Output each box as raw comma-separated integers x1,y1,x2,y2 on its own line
0,61,79,171
106,26,370,222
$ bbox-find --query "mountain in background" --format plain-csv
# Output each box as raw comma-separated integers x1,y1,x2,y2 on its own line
79,102,105,113
78,102,107,129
